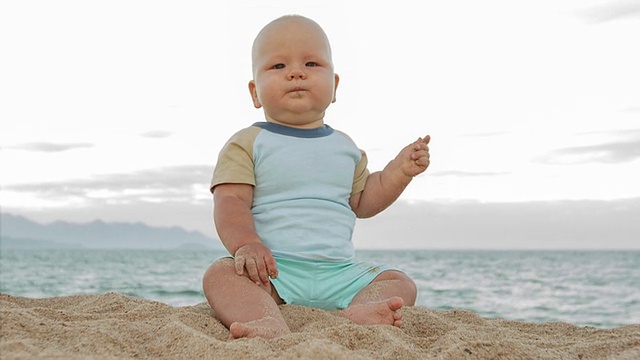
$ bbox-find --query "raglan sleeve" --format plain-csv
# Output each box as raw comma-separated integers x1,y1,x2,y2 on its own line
351,149,370,195
210,127,260,193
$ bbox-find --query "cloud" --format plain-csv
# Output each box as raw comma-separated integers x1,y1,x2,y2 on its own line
9,142,94,152
2,163,217,238
536,138,640,164
576,0,640,24
138,131,173,139
5,164,214,203
430,170,510,177
459,132,510,138
592,129,640,137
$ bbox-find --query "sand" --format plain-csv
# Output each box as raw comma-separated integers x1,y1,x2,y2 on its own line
1,292,639,359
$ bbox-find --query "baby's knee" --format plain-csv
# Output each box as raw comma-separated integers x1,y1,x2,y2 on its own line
396,271,417,294
203,257,236,284
379,270,418,304
379,270,414,284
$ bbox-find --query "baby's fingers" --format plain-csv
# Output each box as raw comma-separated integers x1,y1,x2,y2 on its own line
265,254,279,279
410,148,429,159
254,257,271,286
234,256,246,276
243,258,262,285
416,155,430,168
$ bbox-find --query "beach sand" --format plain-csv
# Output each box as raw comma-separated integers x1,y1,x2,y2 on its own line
1,292,639,359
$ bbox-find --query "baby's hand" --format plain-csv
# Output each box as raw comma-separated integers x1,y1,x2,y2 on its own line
234,243,278,286
398,135,430,177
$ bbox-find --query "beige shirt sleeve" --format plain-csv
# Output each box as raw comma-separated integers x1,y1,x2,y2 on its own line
352,149,370,195
334,129,370,195
210,126,261,193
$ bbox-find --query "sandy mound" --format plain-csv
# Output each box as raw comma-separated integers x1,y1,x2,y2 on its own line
1,293,638,359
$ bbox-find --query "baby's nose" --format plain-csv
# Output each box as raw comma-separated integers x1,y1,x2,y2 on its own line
288,67,306,80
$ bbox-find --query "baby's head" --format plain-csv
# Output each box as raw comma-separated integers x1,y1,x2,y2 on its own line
251,15,334,76
249,15,339,128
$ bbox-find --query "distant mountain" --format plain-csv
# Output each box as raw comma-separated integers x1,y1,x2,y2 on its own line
0,236,80,250
1,213,223,250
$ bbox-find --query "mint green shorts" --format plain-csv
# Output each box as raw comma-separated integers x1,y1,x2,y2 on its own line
270,256,397,310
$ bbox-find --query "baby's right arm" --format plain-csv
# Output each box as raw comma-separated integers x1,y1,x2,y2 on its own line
213,183,278,286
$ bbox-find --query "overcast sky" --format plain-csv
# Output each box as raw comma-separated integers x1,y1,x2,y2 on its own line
1,1,639,249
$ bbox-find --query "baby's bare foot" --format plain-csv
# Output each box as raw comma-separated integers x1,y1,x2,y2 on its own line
338,296,404,328
229,316,291,340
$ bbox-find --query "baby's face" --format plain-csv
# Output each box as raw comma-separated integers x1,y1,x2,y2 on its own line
249,18,339,129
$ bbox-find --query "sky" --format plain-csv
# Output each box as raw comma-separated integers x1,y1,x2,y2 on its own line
1,0,639,249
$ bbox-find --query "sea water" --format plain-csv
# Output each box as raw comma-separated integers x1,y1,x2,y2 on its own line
1,249,638,328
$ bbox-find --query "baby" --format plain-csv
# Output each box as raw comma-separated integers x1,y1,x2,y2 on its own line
203,14,430,339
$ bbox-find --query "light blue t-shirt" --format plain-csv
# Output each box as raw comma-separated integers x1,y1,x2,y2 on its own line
211,122,369,261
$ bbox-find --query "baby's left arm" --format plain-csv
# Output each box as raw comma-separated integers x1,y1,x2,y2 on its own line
350,135,430,218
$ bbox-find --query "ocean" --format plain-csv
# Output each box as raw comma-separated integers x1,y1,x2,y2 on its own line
1,249,638,329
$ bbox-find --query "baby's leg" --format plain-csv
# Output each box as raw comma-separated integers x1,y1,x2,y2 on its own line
202,258,290,339
338,270,417,328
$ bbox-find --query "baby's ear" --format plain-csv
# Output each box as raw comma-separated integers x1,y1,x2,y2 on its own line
332,73,340,103
248,80,262,108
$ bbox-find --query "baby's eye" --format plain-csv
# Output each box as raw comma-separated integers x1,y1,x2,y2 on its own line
272,63,285,69
305,61,318,67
